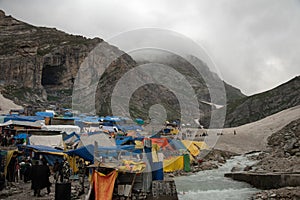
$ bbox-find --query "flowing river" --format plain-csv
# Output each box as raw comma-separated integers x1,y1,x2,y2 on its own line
174,154,260,200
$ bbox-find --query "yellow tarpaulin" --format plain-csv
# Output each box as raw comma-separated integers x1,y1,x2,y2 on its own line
118,160,146,173
135,140,143,149
4,150,16,176
181,140,209,157
193,141,209,149
152,143,160,162
66,155,78,173
181,140,200,156
93,170,118,200
163,156,184,172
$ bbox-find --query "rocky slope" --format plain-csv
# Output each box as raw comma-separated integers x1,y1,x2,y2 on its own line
225,76,300,127
250,118,300,200
251,118,300,173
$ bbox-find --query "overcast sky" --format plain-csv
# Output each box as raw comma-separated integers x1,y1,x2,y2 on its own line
1,0,299,95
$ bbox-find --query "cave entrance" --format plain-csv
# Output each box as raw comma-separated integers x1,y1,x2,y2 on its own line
41,65,65,86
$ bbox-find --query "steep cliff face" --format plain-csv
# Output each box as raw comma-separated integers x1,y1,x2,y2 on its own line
0,10,100,90
225,76,300,127
0,10,129,108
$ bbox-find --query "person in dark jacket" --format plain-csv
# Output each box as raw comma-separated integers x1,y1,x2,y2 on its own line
31,159,51,196
41,158,51,194
30,160,40,196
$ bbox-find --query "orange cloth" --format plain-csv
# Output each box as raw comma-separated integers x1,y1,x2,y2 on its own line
93,170,118,200
150,138,169,148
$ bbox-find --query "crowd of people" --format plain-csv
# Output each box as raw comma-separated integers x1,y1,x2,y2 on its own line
5,153,87,197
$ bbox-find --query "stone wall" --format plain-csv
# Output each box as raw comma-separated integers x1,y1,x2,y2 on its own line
225,172,300,190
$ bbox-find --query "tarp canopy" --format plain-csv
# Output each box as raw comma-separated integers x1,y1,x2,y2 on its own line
181,140,209,157
135,118,144,125
66,144,140,163
149,138,169,148
18,144,64,155
115,136,134,145
117,125,143,132
163,156,184,172
13,133,28,139
193,141,209,149
66,144,94,162
148,138,174,152
104,116,122,122
19,144,63,153
42,125,81,134
35,112,54,118
0,120,44,128
168,139,187,151
79,132,116,148
18,145,64,165
29,134,64,149
3,115,44,123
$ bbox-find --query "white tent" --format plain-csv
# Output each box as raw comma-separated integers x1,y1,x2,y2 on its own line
42,125,81,134
0,120,44,128
29,134,64,149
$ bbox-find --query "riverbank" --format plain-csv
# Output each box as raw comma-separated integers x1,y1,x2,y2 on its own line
224,118,300,199
174,154,260,200
251,118,300,199
253,186,300,200
165,148,238,178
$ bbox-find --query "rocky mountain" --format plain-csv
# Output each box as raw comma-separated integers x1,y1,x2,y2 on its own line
0,10,135,111
225,76,300,127
129,50,245,126
0,10,246,127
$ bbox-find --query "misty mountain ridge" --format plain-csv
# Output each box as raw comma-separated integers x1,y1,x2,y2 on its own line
1,10,298,128
225,75,300,127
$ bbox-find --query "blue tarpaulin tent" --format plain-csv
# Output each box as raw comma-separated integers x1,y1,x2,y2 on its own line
66,145,94,162
115,136,134,145
35,112,54,118
13,133,28,139
17,145,64,165
18,145,63,153
3,115,44,123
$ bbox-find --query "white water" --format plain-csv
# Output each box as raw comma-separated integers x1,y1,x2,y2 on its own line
174,155,260,200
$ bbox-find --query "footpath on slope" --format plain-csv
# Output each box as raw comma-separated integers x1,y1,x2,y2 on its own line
210,105,300,154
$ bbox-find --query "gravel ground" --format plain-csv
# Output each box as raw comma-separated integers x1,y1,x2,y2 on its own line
0,176,90,200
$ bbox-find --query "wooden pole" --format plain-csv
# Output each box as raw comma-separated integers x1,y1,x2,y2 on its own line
127,173,137,200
